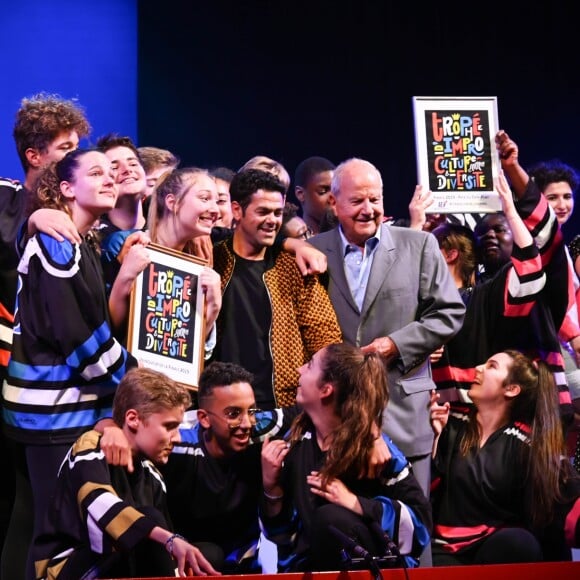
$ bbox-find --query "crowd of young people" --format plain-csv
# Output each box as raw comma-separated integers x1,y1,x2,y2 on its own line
0,92,579,579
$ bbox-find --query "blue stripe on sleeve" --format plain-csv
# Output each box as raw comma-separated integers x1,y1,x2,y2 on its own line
3,406,112,430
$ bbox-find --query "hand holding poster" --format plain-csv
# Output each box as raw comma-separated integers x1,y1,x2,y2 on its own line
413,96,501,214
127,243,207,389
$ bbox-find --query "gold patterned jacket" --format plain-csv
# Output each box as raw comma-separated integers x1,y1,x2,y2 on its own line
213,238,342,406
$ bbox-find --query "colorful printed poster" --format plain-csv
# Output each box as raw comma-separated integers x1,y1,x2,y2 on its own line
413,96,501,213
128,243,207,389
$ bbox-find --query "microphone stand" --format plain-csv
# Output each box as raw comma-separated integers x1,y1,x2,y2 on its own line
368,520,410,580
328,524,383,580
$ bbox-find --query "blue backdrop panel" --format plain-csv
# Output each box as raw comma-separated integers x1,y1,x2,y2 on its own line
0,0,137,181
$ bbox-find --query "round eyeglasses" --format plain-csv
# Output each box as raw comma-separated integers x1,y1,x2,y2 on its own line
205,407,261,429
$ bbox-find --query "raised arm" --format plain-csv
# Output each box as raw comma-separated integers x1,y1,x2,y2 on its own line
27,208,82,244
495,130,529,199
260,436,289,517
199,267,222,339
495,170,533,250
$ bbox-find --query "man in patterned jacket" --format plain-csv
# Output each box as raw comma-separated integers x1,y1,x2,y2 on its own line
212,168,342,409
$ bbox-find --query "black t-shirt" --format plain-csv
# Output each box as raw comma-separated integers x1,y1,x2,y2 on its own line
215,255,275,408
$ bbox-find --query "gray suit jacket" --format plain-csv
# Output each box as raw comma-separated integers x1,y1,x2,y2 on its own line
309,224,465,457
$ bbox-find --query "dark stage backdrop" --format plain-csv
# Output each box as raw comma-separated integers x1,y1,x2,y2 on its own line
138,1,580,241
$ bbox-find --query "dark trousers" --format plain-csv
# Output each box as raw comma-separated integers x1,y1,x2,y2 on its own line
1,441,70,580
1,439,32,580
0,427,14,552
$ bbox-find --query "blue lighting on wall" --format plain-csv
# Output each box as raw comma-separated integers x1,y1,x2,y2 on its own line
0,0,137,180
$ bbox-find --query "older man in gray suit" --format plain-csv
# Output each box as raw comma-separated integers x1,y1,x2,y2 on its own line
308,158,465,564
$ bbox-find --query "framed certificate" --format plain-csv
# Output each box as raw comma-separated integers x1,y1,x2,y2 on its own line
127,243,207,389
412,96,501,213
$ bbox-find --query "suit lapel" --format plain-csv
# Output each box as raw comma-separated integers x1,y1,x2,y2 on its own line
361,224,397,314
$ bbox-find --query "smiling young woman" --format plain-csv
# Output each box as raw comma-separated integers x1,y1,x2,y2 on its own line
429,349,580,566
2,148,151,578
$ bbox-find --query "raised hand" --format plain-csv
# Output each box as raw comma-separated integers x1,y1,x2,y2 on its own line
307,472,361,514
408,185,435,231
429,389,450,437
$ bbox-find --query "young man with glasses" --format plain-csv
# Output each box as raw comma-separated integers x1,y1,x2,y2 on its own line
160,361,298,574
161,356,392,574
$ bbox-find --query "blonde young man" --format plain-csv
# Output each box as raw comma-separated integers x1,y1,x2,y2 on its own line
32,368,219,579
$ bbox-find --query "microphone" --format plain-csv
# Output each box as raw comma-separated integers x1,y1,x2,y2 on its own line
369,520,401,558
328,524,371,559
382,532,400,558
328,524,383,578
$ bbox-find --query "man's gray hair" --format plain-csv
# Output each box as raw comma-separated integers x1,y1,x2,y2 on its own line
331,157,383,196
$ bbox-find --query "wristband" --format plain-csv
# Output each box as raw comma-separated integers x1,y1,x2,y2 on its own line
165,533,185,558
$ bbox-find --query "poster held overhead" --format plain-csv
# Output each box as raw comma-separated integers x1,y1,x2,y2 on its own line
412,96,501,214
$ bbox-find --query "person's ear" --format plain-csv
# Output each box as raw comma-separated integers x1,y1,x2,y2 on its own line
197,408,211,430
295,186,305,204
125,408,140,431
443,248,459,264
60,181,75,200
329,194,337,209
231,200,243,222
504,384,521,398
25,148,42,169
320,382,334,400
164,193,177,213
